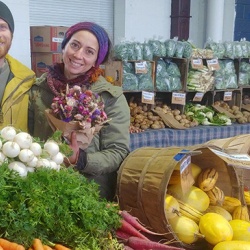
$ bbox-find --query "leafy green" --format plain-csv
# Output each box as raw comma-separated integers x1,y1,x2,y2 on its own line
0,164,122,249
185,103,232,126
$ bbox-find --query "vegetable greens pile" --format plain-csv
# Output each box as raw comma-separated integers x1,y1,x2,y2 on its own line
185,103,232,126
0,164,122,249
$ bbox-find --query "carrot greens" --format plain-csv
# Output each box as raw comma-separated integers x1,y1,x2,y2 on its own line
0,164,122,249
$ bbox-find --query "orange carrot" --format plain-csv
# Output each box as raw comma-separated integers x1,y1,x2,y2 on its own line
54,244,71,250
32,239,44,250
0,238,25,250
43,245,53,250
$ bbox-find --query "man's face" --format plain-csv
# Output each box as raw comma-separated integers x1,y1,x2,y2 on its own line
0,18,12,60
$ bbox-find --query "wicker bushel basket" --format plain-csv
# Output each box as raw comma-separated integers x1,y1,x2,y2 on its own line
116,146,241,249
204,134,250,188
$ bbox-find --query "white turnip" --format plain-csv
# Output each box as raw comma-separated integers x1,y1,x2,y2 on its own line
44,140,60,157
29,142,42,156
14,132,33,149
0,126,16,141
8,161,28,177
18,149,35,163
2,141,20,158
51,152,64,165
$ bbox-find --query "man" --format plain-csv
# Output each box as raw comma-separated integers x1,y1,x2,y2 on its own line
0,1,35,131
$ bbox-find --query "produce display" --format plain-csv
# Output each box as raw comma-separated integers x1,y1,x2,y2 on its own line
166,163,250,249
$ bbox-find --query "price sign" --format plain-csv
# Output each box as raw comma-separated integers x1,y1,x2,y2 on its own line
193,92,204,102
179,155,194,194
207,58,220,71
135,61,148,74
141,91,155,104
223,91,232,101
172,92,186,105
191,58,204,70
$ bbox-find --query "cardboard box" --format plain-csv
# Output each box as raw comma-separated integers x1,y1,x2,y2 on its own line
31,52,63,77
30,26,68,53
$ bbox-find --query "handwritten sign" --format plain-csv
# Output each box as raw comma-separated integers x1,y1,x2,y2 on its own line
141,91,155,104
172,92,186,105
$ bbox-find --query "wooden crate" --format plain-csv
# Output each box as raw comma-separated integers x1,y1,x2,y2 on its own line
104,60,155,89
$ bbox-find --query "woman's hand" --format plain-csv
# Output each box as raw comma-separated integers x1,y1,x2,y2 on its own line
64,131,80,166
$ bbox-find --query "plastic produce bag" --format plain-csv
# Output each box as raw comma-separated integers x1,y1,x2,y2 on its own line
122,73,138,91
166,61,181,77
165,39,177,57
223,41,234,59
148,38,162,57
134,42,144,61
183,41,193,58
155,72,171,91
113,42,128,61
205,39,225,59
137,74,154,91
174,41,185,58
143,42,154,60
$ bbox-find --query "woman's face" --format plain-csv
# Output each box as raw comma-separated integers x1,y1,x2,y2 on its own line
62,30,99,80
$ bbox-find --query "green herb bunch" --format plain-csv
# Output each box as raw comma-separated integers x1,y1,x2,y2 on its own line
0,164,122,249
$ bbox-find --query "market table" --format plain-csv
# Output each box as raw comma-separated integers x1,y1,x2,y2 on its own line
129,123,250,151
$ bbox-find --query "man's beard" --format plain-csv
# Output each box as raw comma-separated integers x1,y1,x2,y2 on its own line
0,40,11,59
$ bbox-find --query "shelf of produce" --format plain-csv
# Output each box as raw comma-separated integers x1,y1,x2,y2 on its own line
129,123,250,151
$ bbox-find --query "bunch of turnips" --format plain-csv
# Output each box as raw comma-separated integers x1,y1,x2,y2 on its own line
0,126,65,177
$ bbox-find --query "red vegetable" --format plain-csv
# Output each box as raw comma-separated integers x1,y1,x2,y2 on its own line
126,236,185,250
119,219,149,240
124,246,134,250
115,229,131,240
119,210,163,235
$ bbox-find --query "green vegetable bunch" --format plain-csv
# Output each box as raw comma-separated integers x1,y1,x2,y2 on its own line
0,164,122,249
185,103,232,126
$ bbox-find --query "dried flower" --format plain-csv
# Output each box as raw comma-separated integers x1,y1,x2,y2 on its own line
51,85,108,129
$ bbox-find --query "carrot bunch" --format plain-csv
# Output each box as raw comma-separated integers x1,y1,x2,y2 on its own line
0,238,71,250
0,238,25,250
116,210,185,250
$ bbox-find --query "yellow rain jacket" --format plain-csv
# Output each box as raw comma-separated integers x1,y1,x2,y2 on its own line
2,54,35,131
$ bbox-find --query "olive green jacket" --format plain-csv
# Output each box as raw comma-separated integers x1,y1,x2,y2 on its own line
28,74,130,200
2,54,35,131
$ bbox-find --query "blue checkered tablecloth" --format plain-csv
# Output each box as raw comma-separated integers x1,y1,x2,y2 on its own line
129,123,250,151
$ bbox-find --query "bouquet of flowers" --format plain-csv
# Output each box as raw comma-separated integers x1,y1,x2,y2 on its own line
45,85,109,149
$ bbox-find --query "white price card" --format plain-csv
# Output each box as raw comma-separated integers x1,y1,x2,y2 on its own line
206,58,220,71
223,91,232,101
172,92,186,105
135,61,148,74
193,92,204,102
191,58,204,69
141,91,155,104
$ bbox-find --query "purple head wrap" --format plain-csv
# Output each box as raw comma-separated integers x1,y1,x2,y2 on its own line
61,22,110,67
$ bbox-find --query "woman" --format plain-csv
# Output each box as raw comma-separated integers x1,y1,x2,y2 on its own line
28,22,130,201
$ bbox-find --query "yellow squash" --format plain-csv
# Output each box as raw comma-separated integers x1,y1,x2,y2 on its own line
199,212,233,245
213,240,250,250
229,219,250,241
205,205,232,221
222,196,241,214
168,215,204,244
167,184,210,212
197,167,218,192
206,186,225,206
232,205,250,221
177,199,203,224
164,194,180,219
